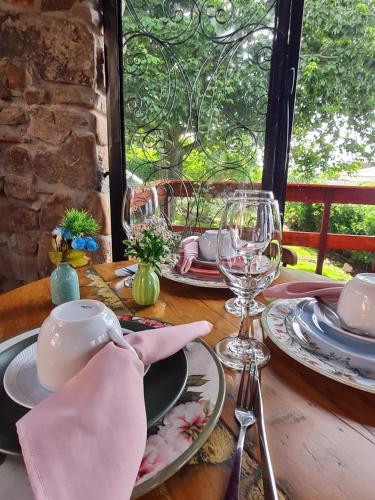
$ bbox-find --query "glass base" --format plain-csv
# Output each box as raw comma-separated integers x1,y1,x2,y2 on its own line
215,336,270,370
224,297,266,317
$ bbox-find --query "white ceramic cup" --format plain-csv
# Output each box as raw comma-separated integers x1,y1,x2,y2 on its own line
37,299,136,390
198,230,232,261
337,273,375,337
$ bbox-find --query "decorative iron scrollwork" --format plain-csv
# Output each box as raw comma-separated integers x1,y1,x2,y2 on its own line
122,0,277,232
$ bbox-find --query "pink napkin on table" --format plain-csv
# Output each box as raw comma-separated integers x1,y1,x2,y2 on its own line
16,321,212,500
178,236,199,274
264,281,344,300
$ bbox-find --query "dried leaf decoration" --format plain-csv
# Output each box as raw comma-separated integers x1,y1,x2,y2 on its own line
64,250,90,268
48,251,63,266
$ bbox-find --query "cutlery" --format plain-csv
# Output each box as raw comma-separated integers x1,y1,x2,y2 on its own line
224,363,257,500
252,321,278,500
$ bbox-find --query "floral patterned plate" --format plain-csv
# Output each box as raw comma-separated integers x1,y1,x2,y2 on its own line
262,299,375,394
0,317,225,500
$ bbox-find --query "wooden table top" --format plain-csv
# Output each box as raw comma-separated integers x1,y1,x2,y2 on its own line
0,263,374,500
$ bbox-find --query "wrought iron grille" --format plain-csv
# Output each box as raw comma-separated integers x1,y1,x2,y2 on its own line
103,0,304,259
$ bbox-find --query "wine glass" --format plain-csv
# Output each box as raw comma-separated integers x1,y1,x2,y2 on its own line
215,196,280,369
224,190,282,317
121,184,159,237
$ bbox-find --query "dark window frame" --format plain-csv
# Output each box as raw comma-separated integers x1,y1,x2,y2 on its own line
103,0,305,261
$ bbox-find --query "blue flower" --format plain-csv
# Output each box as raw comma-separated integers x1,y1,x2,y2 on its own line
71,237,86,250
85,237,99,252
63,230,73,240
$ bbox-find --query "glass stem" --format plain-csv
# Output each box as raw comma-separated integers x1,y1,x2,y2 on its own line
237,298,253,341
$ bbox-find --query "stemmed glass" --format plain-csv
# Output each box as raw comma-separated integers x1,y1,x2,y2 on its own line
121,184,159,237
224,190,282,317
215,195,281,369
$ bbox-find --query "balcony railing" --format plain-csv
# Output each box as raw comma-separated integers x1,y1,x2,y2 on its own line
155,180,375,274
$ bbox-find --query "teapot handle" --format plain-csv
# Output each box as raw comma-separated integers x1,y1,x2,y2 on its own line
107,327,139,359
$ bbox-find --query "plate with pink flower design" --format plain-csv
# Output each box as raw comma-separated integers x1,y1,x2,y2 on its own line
0,317,225,500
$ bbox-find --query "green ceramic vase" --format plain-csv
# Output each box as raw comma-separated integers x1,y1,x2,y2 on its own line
50,262,80,305
132,263,160,306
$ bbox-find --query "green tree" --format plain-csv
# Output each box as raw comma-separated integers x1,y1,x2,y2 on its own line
123,0,275,183
289,0,375,181
122,0,375,183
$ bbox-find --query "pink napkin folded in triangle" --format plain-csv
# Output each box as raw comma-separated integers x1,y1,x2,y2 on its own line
17,321,212,500
264,281,344,300
178,236,199,274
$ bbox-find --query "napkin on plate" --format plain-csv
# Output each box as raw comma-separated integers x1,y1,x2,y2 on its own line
177,236,199,274
17,321,212,500
264,281,344,300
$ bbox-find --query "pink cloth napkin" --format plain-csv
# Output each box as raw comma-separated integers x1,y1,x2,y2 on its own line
178,236,199,274
264,281,344,300
17,321,212,500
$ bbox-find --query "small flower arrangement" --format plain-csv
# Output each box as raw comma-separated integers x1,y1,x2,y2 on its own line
49,208,100,268
123,216,180,271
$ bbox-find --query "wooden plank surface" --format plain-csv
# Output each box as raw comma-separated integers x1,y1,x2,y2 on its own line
0,263,374,500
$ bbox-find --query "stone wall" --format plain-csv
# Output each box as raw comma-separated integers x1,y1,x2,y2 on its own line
0,0,111,292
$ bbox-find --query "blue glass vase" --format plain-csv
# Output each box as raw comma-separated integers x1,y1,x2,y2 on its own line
50,262,80,305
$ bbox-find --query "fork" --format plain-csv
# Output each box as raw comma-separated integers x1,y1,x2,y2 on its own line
224,363,257,500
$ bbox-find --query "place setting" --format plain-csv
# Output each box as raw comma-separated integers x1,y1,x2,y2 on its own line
262,273,375,393
0,297,226,499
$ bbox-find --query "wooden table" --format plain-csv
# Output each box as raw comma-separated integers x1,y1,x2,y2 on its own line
1,263,374,500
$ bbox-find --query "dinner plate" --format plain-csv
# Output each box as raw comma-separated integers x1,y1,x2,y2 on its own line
262,299,375,393
161,264,227,289
0,320,188,455
4,335,151,409
295,299,375,370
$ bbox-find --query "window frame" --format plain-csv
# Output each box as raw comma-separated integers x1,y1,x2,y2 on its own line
103,0,305,260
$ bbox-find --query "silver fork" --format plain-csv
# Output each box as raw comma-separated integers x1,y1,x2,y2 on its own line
224,363,257,500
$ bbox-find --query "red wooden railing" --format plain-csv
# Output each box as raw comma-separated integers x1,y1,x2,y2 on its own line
156,180,375,274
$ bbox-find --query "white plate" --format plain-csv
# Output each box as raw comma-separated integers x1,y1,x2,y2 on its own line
262,299,375,393
4,330,150,409
161,265,227,289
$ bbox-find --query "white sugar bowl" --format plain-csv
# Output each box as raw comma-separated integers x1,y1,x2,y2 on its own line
37,299,135,390
337,273,375,337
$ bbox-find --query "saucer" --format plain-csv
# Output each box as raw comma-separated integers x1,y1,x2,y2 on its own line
4,332,151,409
4,343,51,408
295,299,375,372
314,301,375,344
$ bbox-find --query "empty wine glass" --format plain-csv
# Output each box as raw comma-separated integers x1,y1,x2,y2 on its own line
224,190,282,317
121,184,159,237
215,196,280,369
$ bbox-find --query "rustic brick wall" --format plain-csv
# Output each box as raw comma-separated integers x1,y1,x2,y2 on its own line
0,0,111,292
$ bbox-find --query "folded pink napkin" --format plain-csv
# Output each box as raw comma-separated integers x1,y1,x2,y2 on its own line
264,281,344,300
17,321,212,500
178,236,199,274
